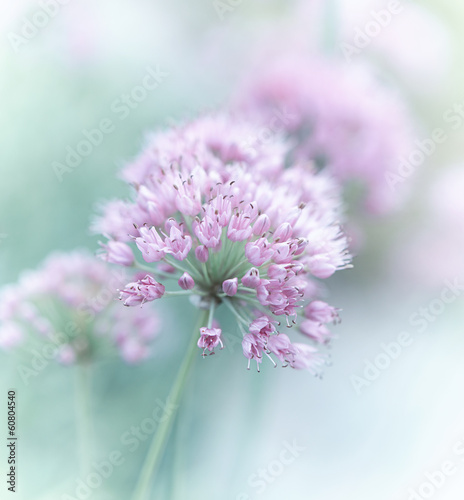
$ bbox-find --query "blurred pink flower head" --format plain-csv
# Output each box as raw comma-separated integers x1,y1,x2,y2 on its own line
234,56,414,215
0,251,160,365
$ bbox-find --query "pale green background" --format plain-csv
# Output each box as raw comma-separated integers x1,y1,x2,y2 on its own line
1,1,464,499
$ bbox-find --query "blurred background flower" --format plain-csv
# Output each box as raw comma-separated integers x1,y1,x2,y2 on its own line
1,1,464,499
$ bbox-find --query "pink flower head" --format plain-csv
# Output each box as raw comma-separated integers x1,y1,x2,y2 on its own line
93,113,351,374
119,275,165,307
198,327,223,356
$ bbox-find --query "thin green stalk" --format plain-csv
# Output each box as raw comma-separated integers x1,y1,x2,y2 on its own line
163,256,191,276
170,411,183,500
207,300,216,328
134,260,173,280
223,298,250,326
183,257,204,282
164,290,198,297
224,258,249,280
75,362,93,478
131,310,208,500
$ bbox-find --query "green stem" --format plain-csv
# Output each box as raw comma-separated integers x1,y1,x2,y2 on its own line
223,298,250,326
164,290,196,297
170,411,183,500
165,256,203,282
75,362,93,478
131,310,208,500
133,260,175,280
224,258,249,279
207,300,216,328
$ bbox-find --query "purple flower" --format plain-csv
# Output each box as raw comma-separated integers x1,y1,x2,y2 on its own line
178,272,195,290
119,275,165,307
197,327,223,356
98,240,134,266
93,114,351,373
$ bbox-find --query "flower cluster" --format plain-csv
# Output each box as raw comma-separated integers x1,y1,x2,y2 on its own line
95,114,350,374
0,251,160,365
233,56,413,215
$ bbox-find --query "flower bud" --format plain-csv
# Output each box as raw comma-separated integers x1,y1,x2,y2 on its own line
195,245,209,263
178,272,195,290
223,277,238,296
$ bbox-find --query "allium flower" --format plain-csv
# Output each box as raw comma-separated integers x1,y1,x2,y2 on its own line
0,251,160,365
119,275,166,306
94,114,351,375
234,56,413,215
197,327,223,356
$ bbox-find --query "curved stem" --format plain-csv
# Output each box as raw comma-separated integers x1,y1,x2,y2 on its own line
131,310,208,500
133,260,175,280
75,362,93,478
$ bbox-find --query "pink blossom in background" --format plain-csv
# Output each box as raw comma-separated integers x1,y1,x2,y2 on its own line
233,55,414,215
0,251,160,365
